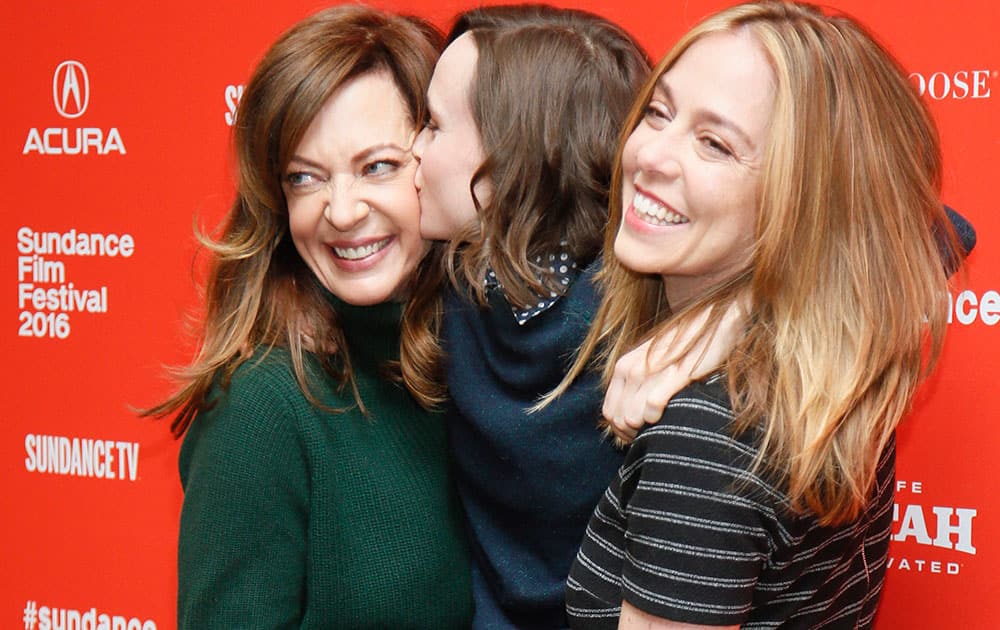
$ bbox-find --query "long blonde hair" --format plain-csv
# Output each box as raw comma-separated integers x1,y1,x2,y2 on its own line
556,1,960,526
144,6,440,436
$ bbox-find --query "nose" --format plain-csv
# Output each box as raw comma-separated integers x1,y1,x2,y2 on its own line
412,129,430,192
322,182,371,231
411,126,429,161
633,127,682,180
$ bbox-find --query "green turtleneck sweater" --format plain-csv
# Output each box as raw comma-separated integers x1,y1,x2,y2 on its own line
177,298,472,629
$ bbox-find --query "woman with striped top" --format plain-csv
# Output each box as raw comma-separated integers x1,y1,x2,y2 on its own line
549,2,962,627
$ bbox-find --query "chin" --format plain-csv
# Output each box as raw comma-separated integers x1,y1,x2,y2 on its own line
335,290,395,307
612,238,652,275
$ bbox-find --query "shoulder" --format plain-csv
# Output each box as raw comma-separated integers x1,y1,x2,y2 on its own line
609,376,777,626
633,376,745,458
178,348,323,483
625,375,781,511
211,349,316,426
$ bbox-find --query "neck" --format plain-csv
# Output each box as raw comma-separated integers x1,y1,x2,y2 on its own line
661,275,704,311
323,291,403,366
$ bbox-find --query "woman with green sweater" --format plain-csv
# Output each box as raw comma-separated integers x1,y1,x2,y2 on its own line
146,7,472,628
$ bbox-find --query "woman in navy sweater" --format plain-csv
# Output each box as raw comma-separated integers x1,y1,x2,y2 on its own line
399,6,648,628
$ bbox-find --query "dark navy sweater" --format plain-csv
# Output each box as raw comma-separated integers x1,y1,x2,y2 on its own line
441,260,625,629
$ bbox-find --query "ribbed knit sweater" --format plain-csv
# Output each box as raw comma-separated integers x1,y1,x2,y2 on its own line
177,297,473,629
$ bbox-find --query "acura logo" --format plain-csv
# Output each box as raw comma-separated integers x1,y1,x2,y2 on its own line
52,61,89,119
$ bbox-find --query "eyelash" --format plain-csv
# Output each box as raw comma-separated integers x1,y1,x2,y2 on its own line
700,136,734,157
644,101,672,123
645,98,736,159
363,159,400,176
283,158,401,188
284,171,317,188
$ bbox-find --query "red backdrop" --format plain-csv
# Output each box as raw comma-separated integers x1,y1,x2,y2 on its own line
3,1,996,628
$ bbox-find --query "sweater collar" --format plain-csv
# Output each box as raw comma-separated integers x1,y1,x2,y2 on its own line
322,290,403,365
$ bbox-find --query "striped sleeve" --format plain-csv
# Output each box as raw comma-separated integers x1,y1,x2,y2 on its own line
617,384,776,626
567,378,896,630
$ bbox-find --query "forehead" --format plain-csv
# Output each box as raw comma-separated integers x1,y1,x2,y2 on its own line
298,71,412,150
661,31,776,137
428,32,478,108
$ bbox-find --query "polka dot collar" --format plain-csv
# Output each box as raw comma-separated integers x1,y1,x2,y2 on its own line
484,243,579,326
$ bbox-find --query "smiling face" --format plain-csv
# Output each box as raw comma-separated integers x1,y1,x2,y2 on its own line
411,32,490,241
283,71,425,306
615,30,776,309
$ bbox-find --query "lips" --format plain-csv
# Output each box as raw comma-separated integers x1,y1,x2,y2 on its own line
631,190,688,226
331,237,391,260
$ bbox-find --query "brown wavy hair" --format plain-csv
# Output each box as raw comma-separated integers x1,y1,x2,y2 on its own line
401,5,650,408
549,1,961,526
144,6,441,436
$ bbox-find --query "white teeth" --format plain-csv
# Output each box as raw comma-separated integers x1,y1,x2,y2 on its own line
333,238,390,260
633,192,688,225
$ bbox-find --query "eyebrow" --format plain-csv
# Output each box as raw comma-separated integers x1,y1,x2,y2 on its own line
285,155,324,171
658,77,758,152
354,142,411,162
286,142,410,172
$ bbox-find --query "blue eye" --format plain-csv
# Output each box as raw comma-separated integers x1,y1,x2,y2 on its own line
363,160,399,176
283,171,324,194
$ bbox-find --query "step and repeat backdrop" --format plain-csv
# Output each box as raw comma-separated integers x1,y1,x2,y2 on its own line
3,0,996,627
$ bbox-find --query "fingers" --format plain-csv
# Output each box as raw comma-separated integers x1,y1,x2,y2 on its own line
602,369,626,428
602,298,747,445
607,369,674,445
685,300,744,379
645,305,713,367
604,338,670,444
638,364,689,425
609,424,638,446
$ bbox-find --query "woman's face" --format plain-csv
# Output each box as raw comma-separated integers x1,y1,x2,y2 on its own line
283,71,425,306
412,32,490,241
615,31,775,308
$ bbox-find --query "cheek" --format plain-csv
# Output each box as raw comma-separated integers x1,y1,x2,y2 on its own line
727,177,761,233
382,181,423,244
692,168,751,220
421,139,451,191
620,121,656,181
286,201,316,250
713,185,759,258
620,135,640,179
619,176,635,212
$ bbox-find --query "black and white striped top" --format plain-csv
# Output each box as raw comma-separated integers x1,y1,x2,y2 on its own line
566,375,895,629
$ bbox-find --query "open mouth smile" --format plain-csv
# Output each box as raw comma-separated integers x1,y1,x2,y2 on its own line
632,191,689,226
332,237,391,260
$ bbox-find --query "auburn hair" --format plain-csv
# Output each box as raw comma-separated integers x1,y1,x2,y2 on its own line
144,6,441,436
